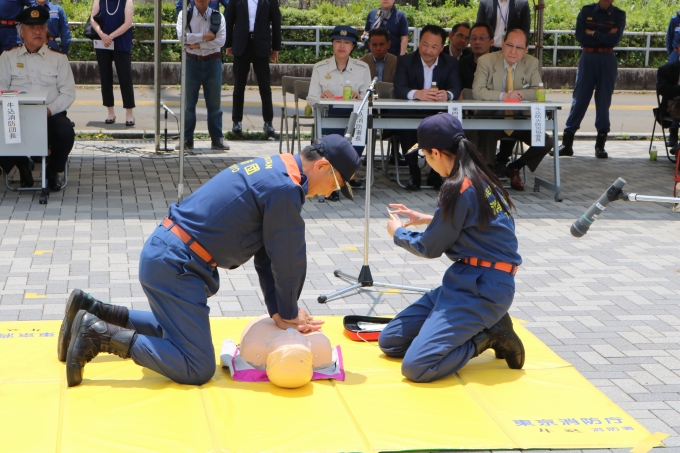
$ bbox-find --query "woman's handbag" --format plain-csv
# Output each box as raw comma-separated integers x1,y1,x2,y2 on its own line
84,0,103,40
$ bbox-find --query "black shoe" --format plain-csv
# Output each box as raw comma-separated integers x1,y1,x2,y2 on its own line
16,157,34,188
47,165,62,192
175,140,194,151
494,161,508,179
426,169,442,190
211,138,230,150
471,313,525,369
58,289,130,362
595,132,608,159
263,122,275,137
66,311,137,387
327,190,340,202
232,122,242,134
348,179,363,188
549,131,574,157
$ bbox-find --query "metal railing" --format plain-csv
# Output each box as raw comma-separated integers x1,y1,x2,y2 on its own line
65,23,667,67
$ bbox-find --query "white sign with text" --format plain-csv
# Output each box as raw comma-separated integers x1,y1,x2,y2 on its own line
531,104,545,147
448,104,462,126
3,97,21,145
351,101,369,146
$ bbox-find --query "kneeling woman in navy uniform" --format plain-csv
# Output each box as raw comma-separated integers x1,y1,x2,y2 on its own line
380,113,525,383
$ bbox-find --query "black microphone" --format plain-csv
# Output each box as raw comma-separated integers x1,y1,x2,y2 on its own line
570,177,626,238
160,102,175,116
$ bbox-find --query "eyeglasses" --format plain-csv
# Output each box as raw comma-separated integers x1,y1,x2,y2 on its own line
470,36,489,42
453,33,470,40
329,165,343,193
504,43,527,52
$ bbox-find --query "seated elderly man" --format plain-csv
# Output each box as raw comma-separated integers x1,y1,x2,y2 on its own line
658,41,680,154
0,6,76,191
472,28,553,191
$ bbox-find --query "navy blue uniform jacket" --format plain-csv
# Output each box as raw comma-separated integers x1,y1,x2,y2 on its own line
167,153,307,320
393,51,461,100
575,3,626,49
394,179,521,266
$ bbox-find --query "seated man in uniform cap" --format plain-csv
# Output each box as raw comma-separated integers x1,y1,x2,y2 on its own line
58,134,362,388
0,5,76,191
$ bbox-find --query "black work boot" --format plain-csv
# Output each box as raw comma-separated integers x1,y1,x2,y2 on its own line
46,163,62,191
595,132,609,159
471,313,525,369
666,127,679,148
406,166,421,191
66,311,137,387
58,289,130,362
558,131,575,157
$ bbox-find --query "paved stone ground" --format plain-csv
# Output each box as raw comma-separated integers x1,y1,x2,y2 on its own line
1,139,680,452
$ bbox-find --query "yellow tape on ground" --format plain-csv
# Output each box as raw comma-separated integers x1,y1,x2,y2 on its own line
0,317,658,453
630,432,669,453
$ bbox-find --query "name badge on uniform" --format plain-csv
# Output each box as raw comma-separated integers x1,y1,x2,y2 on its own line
325,73,332,79
587,17,593,20
16,63,23,68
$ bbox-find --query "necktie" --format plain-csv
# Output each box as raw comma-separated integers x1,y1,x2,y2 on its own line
505,66,514,136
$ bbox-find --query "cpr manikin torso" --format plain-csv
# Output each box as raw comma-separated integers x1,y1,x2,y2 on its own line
240,315,333,368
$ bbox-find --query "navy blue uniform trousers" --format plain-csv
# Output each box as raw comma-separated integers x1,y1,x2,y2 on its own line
564,52,617,134
126,225,220,385
379,262,514,383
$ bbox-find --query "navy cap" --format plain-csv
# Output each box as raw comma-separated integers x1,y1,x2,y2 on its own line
312,135,361,201
406,113,466,155
330,26,358,43
18,6,49,25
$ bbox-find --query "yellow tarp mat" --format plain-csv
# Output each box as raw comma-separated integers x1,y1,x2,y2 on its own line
0,318,664,453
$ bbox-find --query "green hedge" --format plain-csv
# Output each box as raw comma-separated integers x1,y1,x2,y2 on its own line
56,0,676,67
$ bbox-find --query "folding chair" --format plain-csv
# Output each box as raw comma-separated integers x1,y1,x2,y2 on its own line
650,91,677,163
293,79,315,153
279,76,310,154
374,82,401,177
3,157,68,205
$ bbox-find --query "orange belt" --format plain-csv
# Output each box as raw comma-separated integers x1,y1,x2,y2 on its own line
0,20,18,26
461,257,518,275
162,217,216,268
582,47,613,53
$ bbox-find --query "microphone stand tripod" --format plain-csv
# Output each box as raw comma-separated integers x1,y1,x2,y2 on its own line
318,81,431,303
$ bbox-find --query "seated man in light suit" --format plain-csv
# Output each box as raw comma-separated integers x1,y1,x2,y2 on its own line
360,28,397,83
472,28,553,191
0,6,75,191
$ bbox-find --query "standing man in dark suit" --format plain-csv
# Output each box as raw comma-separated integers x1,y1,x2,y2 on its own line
225,0,281,137
657,42,680,155
476,0,530,52
393,24,461,190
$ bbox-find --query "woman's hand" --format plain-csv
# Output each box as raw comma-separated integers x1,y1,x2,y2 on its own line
99,32,113,47
388,203,433,227
320,90,335,99
386,214,403,237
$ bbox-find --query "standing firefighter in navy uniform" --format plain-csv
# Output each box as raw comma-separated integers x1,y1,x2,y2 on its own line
0,0,34,55
379,113,525,383
59,135,362,387
556,0,625,159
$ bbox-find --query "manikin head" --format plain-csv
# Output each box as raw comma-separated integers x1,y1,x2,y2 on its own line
265,329,314,388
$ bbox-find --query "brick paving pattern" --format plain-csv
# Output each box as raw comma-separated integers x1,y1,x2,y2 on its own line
1,139,679,452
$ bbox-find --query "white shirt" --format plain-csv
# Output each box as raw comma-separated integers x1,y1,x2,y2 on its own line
494,0,510,49
176,6,227,56
407,57,454,101
248,0,258,32
307,57,372,106
0,44,75,115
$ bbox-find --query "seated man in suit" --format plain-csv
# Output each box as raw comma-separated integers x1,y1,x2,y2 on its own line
472,28,553,191
394,24,462,190
459,22,494,91
360,28,397,83
657,42,680,154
